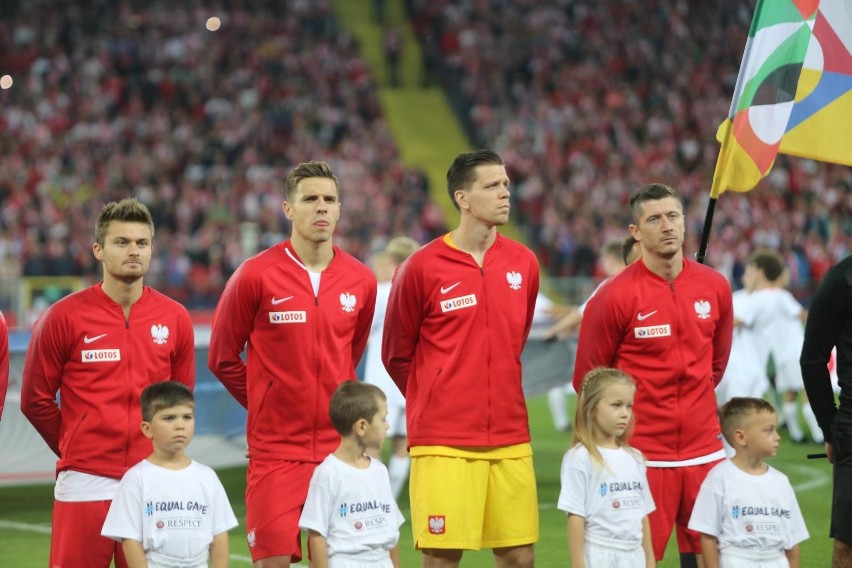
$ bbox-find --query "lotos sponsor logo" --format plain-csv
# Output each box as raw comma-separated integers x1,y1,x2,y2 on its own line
440,294,477,313
269,311,306,324
633,324,671,339
81,349,121,362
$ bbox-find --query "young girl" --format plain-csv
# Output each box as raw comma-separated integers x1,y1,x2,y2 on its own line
558,367,656,567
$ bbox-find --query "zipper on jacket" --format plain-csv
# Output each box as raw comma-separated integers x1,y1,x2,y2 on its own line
669,280,686,460
481,266,492,444
125,314,133,466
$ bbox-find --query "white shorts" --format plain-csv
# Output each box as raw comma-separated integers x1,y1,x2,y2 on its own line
720,546,788,568
585,533,645,568
774,359,804,393
330,550,393,568
147,550,207,568
387,402,406,438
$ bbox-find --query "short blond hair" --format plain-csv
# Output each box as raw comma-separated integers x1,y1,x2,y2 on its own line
384,236,419,264
719,397,776,446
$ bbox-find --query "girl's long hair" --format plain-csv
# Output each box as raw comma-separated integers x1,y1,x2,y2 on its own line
572,367,638,470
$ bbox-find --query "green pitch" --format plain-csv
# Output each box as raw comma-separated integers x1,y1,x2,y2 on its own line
0,394,833,566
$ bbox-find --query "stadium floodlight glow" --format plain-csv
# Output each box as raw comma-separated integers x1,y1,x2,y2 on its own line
0,75,12,89
206,17,221,32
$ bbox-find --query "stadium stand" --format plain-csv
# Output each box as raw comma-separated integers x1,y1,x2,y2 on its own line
0,0,447,321
406,0,852,292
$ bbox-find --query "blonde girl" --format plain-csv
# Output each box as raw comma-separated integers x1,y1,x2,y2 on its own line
557,367,656,567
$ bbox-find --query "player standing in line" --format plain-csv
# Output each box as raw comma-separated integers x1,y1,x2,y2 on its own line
209,161,377,568
383,149,539,568
573,183,733,567
559,367,655,567
363,236,419,500
21,197,196,568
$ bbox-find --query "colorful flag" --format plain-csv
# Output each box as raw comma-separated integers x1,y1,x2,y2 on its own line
711,0,852,197
779,0,852,164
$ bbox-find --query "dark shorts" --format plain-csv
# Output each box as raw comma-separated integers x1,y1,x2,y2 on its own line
832,416,852,545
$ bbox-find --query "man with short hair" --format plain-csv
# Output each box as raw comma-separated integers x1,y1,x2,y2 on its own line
573,183,733,567
383,149,539,568
22,197,195,568
209,161,377,568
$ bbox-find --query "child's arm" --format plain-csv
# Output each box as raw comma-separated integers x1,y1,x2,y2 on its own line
121,539,148,568
785,544,800,568
699,534,720,568
567,513,586,568
210,531,230,568
390,543,400,568
641,516,655,567
308,530,329,568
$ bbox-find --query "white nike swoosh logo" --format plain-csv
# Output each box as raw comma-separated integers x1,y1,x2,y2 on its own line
83,333,107,344
440,282,461,294
271,296,294,305
637,310,658,321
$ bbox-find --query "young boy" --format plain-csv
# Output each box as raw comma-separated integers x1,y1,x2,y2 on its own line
102,381,238,568
299,381,405,568
688,398,809,567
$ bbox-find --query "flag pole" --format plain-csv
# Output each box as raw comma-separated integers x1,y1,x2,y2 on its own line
695,196,717,265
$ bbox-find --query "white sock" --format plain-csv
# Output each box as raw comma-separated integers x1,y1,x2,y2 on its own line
802,404,824,444
782,401,804,441
547,386,570,431
388,455,411,501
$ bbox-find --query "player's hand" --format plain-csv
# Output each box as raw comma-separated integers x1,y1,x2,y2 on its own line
826,442,834,464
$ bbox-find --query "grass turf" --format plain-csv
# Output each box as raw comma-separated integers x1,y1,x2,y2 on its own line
0,394,833,566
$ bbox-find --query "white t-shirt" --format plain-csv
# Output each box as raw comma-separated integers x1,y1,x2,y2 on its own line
364,281,405,408
299,454,405,559
748,287,805,366
688,460,808,553
717,289,768,402
557,444,655,544
101,460,238,567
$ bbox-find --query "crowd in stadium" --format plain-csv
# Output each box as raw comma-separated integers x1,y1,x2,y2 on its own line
408,0,852,289
0,1,446,313
1,0,850,318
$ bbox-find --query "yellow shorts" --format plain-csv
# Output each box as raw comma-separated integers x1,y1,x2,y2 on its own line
409,445,539,550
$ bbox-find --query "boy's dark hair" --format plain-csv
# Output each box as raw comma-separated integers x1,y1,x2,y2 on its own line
285,160,340,200
141,381,195,422
745,249,785,282
622,235,639,264
95,198,155,246
628,183,681,222
446,149,504,210
719,397,776,446
329,381,386,436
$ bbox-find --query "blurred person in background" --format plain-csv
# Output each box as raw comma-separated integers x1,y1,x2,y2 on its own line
0,311,7,421
364,235,420,501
